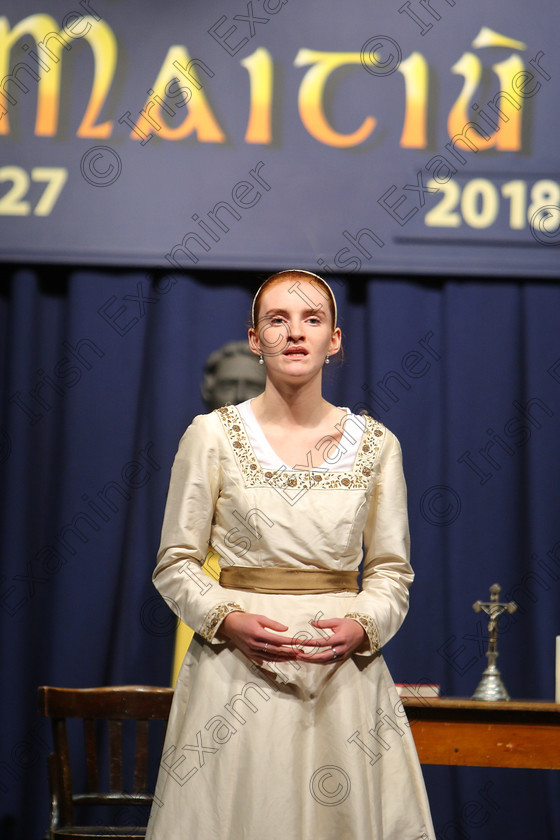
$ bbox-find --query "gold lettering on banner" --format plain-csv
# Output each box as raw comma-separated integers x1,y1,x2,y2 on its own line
0,13,115,137
294,49,377,147
75,18,116,137
447,28,528,153
241,48,273,144
131,46,225,142
0,14,536,153
397,52,428,148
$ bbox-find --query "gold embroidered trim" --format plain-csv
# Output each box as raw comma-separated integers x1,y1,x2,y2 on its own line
215,404,385,490
200,602,245,641
345,612,381,652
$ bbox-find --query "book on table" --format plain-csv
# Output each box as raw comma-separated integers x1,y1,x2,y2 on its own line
395,683,441,698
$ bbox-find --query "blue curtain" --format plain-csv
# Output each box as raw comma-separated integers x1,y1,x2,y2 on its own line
1,268,559,839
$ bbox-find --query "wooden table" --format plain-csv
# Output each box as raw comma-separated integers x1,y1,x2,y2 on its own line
402,698,560,769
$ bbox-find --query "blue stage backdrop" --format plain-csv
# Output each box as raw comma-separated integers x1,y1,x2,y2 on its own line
0,0,559,275
0,271,559,839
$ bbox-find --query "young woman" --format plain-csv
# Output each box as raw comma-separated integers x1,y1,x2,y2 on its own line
147,270,434,840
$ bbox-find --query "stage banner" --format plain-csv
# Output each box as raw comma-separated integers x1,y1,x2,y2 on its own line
0,0,559,276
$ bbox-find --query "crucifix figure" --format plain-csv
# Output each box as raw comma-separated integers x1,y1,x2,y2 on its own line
471,583,517,701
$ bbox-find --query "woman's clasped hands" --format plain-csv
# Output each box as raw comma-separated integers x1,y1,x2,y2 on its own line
217,611,368,664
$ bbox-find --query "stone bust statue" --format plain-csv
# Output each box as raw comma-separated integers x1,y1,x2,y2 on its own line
201,340,266,411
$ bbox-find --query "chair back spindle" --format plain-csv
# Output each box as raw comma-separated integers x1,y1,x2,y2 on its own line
38,685,173,839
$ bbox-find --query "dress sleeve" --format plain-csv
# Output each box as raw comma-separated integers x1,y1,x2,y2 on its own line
345,428,413,654
152,413,245,643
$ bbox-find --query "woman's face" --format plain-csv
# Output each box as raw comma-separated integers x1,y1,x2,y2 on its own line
248,279,341,381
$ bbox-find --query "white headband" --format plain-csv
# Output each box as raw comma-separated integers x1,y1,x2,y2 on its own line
251,270,338,328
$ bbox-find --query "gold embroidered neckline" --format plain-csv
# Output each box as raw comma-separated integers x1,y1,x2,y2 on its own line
215,404,386,490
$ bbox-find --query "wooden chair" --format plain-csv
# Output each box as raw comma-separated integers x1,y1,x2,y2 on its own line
37,686,173,839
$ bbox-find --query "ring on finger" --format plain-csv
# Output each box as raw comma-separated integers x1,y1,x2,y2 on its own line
264,642,268,654
332,646,338,658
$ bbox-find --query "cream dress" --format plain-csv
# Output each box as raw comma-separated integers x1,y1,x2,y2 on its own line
146,402,434,840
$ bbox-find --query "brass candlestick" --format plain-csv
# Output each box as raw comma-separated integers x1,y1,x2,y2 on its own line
471,583,517,701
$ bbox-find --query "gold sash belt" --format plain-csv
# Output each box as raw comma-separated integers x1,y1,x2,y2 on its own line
219,566,359,594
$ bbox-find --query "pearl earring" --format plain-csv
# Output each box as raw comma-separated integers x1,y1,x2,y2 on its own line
325,355,330,365
258,355,264,365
